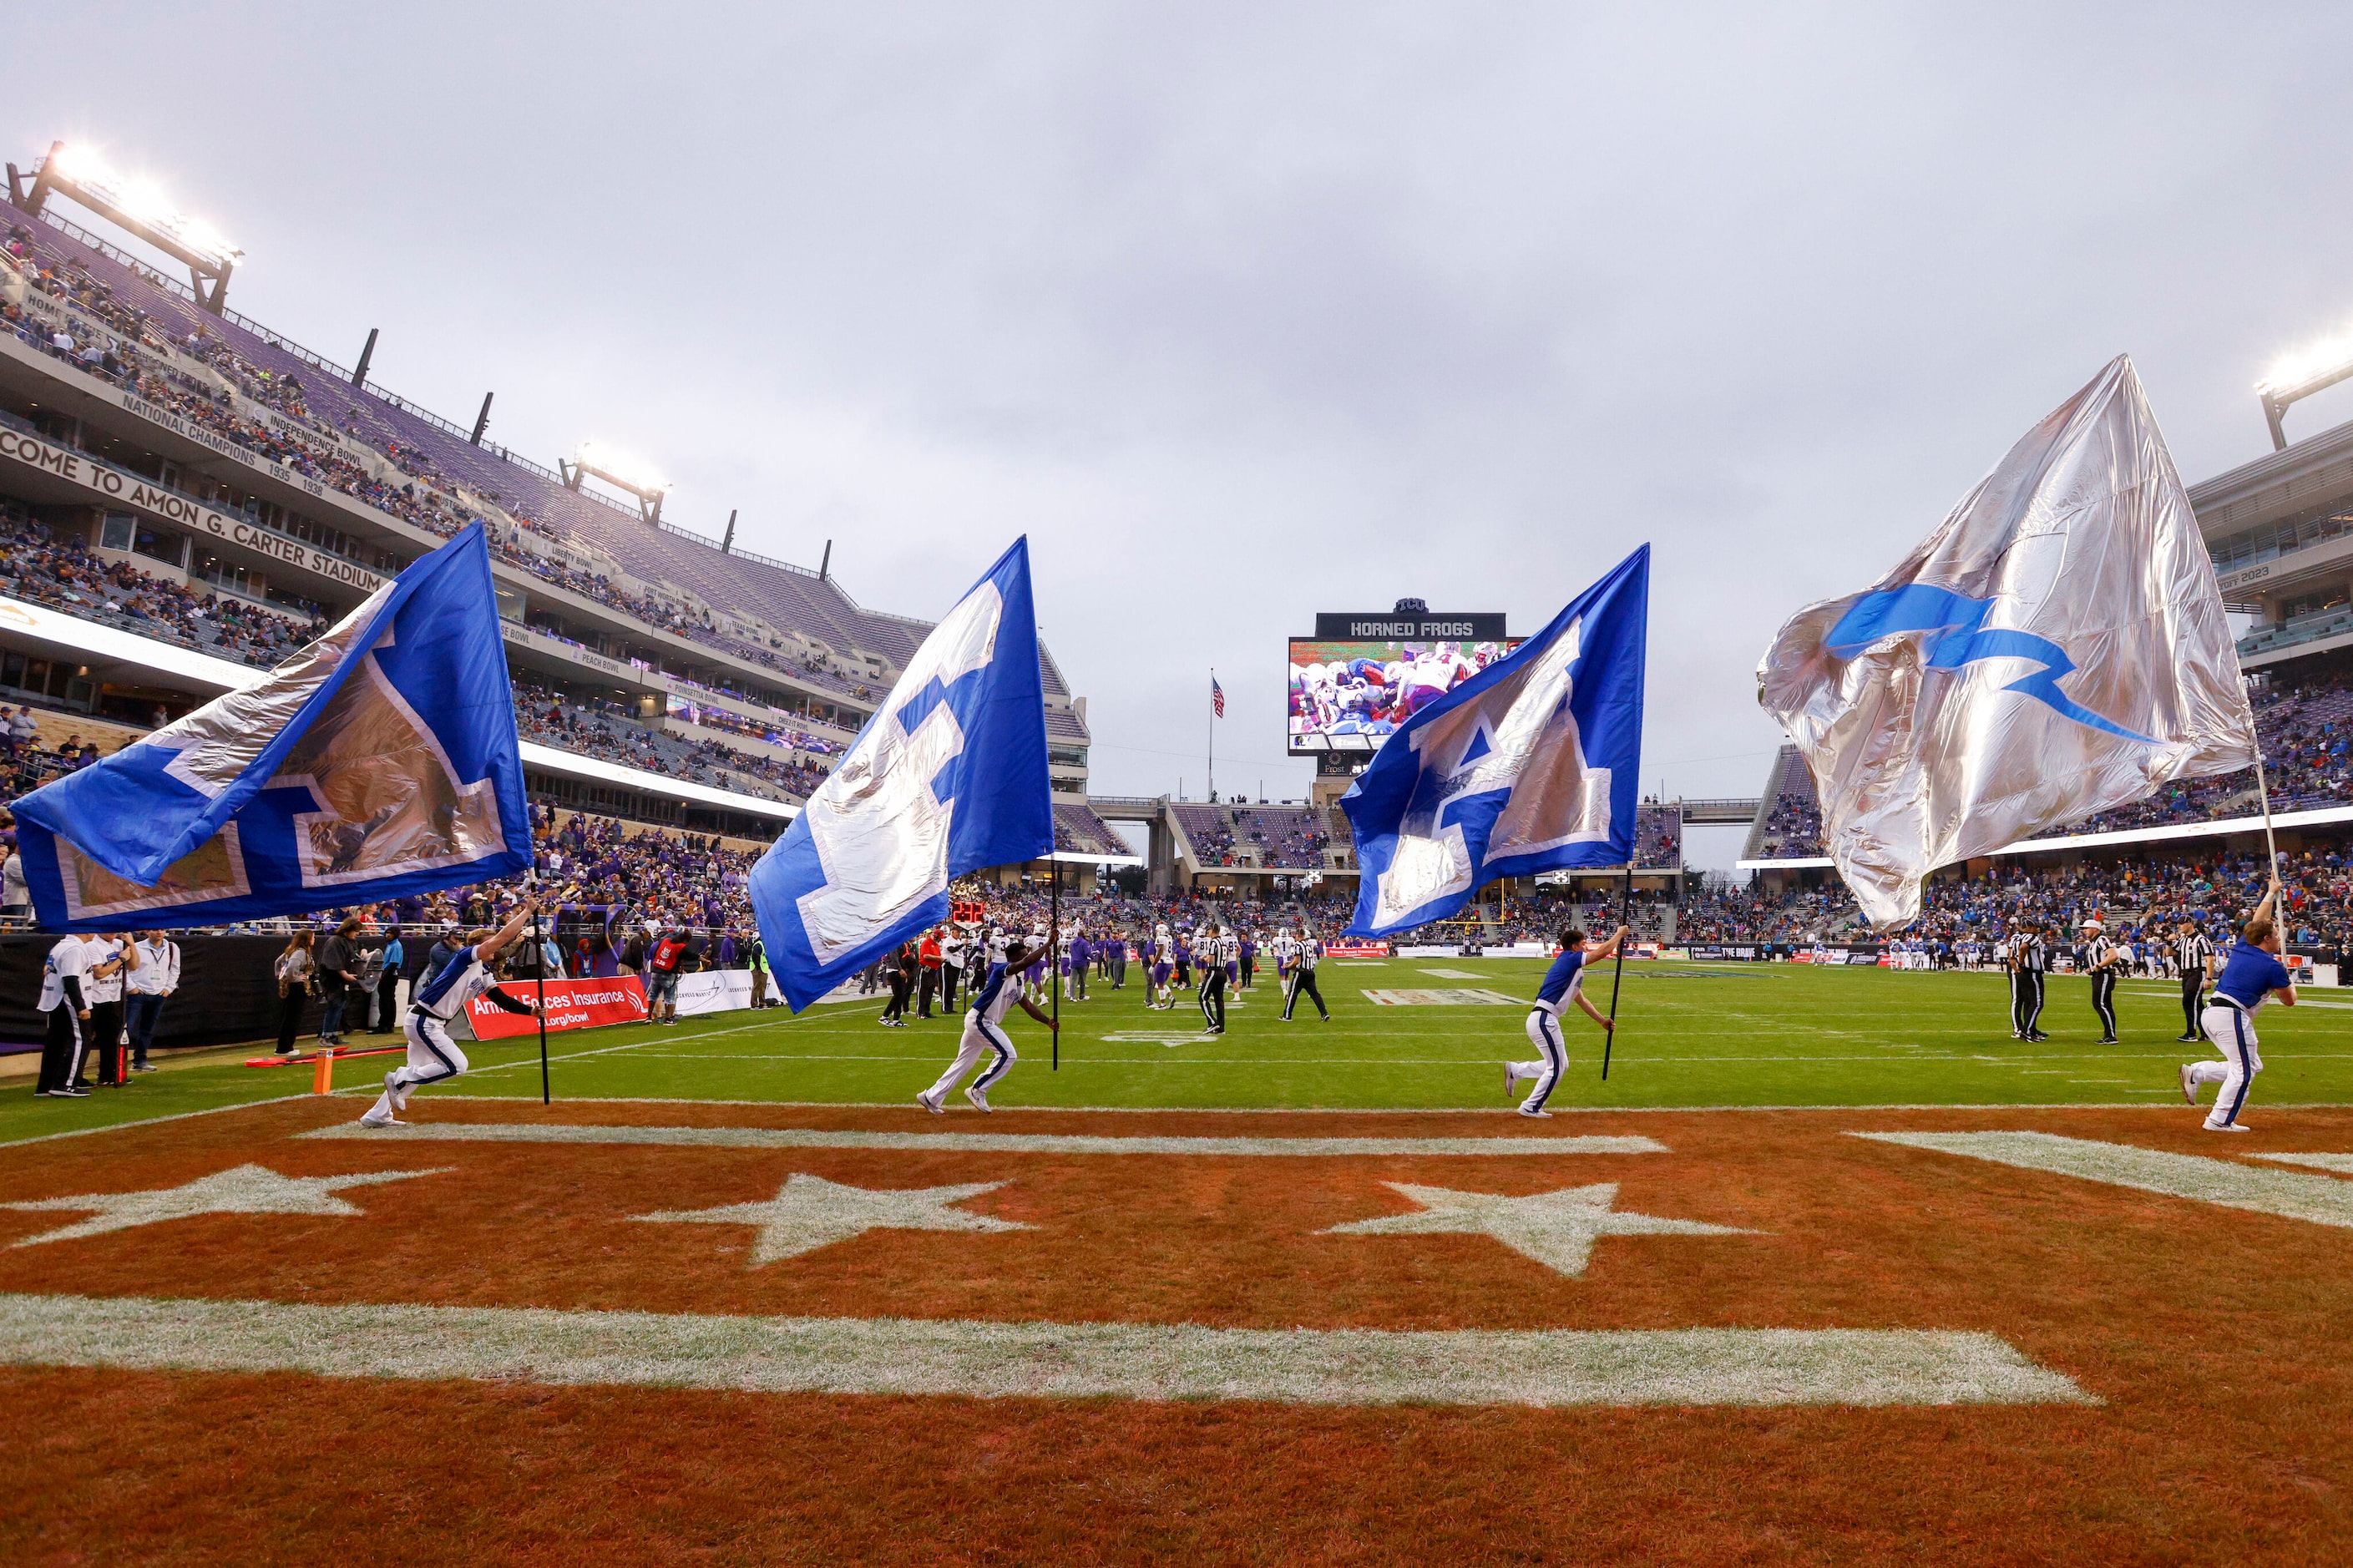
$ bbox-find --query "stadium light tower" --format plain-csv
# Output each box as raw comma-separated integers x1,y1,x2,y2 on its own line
4,140,243,313
2255,328,2353,451
559,440,670,525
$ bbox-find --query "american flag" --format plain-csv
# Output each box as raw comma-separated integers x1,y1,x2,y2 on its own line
1212,675,1225,717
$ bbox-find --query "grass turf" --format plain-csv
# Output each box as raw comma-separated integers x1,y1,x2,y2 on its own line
5,959,2345,1145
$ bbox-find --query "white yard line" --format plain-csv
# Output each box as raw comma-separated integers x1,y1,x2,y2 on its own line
1853,1130,2353,1228
301,1124,1668,1157
0,1292,2093,1408
2252,1151,2353,1174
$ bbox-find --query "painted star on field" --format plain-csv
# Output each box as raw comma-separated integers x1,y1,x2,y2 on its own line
632,1172,1032,1266
1321,1181,1755,1277
3,1163,453,1248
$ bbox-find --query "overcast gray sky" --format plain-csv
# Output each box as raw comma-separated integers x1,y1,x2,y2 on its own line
15,4,2353,863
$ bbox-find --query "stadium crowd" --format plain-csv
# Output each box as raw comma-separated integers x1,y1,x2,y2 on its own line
513,683,831,802
1680,844,2352,953
5,245,881,711
1756,671,2353,857
0,509,842,805
0,506,321,666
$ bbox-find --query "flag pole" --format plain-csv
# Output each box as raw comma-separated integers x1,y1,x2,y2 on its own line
2252,740,2281,879
1049,856,1060,1071
2245,676,2281,893
1602,862,1632,1080
530,898,551,1105
1208,669,1217,802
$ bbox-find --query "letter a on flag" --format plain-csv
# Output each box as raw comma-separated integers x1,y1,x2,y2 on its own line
1343,545,1648,938
751,539,1052,1009
11,523,532,930
1757,357,2259,928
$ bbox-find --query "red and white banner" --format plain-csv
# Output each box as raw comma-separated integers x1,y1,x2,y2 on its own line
467,975,649,1039
1324,941,1389,958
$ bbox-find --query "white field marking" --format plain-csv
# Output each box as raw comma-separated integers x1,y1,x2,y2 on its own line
405,1092,2353,1116
0,1292,2096,1408
1101,1032,1222,1050
632,1174,1028,1266
1361,989,1525,1006
1321,1181,1756,1277
1419,968,1485,979
4,1164,452,1247
0,1094,316,1151
1853,1131,2353,1229
595,1049,2353,1069
302,1124,1667,1157
2252,1152,2353,1175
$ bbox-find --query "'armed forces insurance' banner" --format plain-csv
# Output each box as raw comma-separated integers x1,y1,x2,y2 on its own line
466,976,649,1039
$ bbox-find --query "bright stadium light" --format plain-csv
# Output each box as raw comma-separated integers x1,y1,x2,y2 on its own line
561,440,671,524
574,441,670,494
2254,324,2353,452
6,139,244,311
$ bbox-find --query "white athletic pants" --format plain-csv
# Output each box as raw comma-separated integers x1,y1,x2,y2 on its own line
2189,1004,2262,1128
365,1014,472,1120
1509,1008,1566,1113
925,1014,1016,1103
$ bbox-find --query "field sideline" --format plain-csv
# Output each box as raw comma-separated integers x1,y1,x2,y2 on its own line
4,960,2351,1563
5,959,2346,1147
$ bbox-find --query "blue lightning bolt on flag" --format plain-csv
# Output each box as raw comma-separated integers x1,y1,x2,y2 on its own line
750,538,1052,1010
1758,357,2259,928
10,524,531,931
1342,545,1648,938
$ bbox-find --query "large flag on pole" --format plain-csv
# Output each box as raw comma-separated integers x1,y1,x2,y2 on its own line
11,523,531,931
1757,356,2258,929
751,538,1052,1009
1342,544,1648,938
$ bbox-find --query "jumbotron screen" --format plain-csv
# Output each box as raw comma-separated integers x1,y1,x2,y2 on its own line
1287,635,1520,753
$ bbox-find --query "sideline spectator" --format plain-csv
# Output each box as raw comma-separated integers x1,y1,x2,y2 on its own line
1,830,26,923
645,924,690,1024
316,915,363,1045
80,933,132,1087
747,933,771,1009
918,927,944,1019
34,930,92,1097
273,933,315,1056
419,929,467,996
375,927,406,1032
124,928,179,1072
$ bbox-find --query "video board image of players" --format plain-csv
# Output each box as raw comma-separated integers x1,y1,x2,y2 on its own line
1286,638,1519,750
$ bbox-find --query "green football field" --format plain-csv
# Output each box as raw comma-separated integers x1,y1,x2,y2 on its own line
7,958,2345,1145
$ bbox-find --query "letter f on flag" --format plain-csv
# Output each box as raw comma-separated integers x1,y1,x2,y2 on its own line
750,539,1053,1009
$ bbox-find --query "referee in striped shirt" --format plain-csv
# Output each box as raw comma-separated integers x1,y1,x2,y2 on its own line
2012,923,2049,1041
2172,916,2216,1044
2081,918,2122,1044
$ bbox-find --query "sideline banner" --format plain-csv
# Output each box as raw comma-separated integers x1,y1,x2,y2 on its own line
1326,941,1390,958
674,970,756,1017
468,975,648,1039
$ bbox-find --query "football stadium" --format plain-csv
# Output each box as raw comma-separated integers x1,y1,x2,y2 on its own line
5,26,2353,1563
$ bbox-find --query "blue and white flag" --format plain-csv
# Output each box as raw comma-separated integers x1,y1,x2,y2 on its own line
1757,357,2258,929
751,538,1052,1009
1342,545,1648,938
12,524,531,931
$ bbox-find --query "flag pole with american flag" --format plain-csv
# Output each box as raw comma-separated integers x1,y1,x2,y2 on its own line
1209,671,1224,801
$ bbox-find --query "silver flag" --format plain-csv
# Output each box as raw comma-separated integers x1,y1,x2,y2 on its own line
1756,356,2258,928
